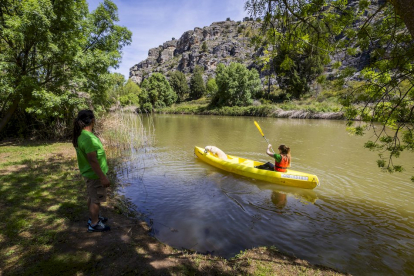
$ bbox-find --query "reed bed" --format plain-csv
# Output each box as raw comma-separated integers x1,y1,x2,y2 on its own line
92,110,156,217
96,110,155,156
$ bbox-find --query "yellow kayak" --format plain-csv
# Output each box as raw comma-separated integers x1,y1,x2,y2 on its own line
194,146,319,189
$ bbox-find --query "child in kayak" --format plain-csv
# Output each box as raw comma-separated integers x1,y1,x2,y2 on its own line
267,144,291,172
256,144,291,172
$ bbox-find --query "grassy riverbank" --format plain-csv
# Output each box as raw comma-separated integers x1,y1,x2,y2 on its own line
0,141,347,275
156,93,345,120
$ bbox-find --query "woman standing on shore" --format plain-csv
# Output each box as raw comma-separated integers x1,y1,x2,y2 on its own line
72,110,110,232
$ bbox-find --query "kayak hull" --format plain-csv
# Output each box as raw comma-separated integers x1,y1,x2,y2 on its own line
195,146,319,189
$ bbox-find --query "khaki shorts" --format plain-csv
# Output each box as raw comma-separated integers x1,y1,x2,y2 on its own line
84,177,107,204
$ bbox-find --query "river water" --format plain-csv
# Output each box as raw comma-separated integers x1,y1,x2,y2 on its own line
115,114,414,275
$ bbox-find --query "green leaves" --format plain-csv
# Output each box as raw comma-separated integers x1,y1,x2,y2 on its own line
169,71,189,102
139,73,177,111
280,56,294,71
0,0,132,136
212,63,261,107
244,0,414,179
190,66,206,100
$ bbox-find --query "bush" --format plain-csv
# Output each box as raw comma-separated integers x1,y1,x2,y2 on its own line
211,63,261,107
141,102,153,113
139,73,177,111
201,41,208,53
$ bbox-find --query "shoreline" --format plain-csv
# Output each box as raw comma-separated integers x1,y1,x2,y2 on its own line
157,107,345,120
119,103,347,120
0,141,348,275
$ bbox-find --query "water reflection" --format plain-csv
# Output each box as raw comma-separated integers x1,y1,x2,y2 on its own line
256,182,318,204
271,192,287,209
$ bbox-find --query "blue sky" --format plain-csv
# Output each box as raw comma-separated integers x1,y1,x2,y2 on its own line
87,0,248,79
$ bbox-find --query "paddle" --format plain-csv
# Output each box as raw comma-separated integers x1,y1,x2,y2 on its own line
254,121,275,154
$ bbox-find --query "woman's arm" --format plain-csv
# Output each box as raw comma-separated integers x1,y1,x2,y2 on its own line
266,144,274,158
86,151,110,187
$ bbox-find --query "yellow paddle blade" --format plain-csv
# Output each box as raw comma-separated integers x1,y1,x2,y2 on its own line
254,121,264,137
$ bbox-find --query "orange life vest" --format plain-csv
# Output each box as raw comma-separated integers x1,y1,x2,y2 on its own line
275,155,289,172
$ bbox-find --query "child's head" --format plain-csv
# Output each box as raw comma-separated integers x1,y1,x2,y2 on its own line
278,144,290,155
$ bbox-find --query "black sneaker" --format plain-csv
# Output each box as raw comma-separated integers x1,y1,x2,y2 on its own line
87,216,108,226
87,220,110,232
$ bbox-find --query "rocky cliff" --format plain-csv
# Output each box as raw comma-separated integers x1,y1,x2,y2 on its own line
129,20,261,84
129,12,374,85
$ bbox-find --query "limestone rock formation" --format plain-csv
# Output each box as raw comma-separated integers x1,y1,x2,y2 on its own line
130,9,379,86
130,20,260,84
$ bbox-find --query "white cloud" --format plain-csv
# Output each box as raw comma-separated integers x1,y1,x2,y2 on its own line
87,0,248,78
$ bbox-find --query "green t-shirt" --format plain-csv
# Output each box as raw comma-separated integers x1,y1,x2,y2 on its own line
273,153,282,163
76,130,108,179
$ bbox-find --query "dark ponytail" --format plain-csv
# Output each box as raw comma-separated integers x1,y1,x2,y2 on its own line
278,144,291,166
72,110,95,148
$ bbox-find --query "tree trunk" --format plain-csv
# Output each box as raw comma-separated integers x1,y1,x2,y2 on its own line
0,98,20,134
389,0,414,39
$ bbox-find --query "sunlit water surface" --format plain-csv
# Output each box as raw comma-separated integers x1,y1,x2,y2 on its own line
115,114,414,275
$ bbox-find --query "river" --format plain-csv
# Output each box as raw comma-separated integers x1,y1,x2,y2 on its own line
115,114,414,275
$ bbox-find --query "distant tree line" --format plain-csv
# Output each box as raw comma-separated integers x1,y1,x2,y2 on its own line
111,62,263,113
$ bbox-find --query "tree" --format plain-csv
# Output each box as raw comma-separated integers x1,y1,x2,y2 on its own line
107,73,126,104
212,63,261,107
245,0,414,177
118,79,141,106
206,77,218,97
189,66,206,100
0,0,132,135
390,0,414,38
140,73,177,111
273,46,325,98
247,0,332,99
168,71,189,102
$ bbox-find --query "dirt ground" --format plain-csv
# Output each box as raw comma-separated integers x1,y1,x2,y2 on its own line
49,203,348,275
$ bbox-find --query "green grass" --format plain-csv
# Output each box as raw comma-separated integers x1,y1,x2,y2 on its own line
0,142,85,274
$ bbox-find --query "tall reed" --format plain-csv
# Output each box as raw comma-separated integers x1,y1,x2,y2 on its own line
96,110,155,156
94,109,156,216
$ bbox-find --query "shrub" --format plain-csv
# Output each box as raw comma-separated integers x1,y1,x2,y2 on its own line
211,63,261,107
141,102,153,113
201,41,208,53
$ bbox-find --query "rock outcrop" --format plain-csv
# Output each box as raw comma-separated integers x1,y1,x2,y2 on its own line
130,4,381,85
130,20,260,84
